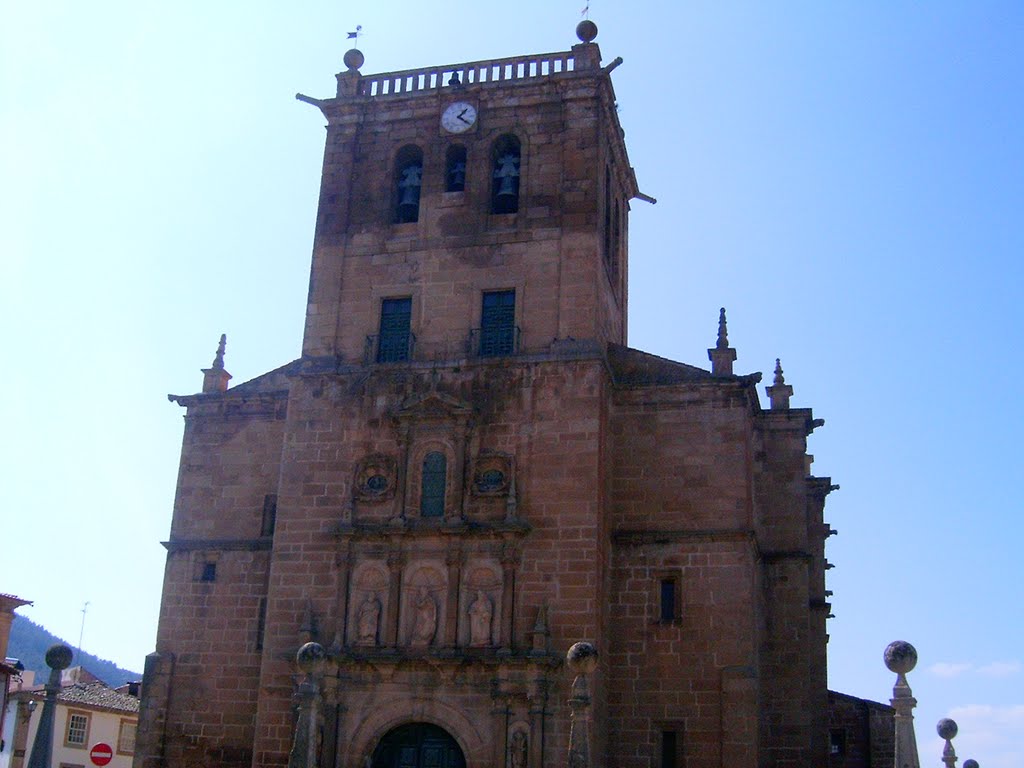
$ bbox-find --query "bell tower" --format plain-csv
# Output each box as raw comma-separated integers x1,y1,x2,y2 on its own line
142,17,837,768
298,20,643,365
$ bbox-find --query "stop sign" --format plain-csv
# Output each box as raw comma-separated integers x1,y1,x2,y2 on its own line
90,742,113,766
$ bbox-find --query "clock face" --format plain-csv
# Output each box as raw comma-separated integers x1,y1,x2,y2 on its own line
441,102,477,134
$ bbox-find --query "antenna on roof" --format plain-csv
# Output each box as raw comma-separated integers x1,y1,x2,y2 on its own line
76,601,90,661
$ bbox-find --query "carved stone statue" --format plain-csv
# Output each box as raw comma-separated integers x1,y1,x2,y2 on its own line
356,593,381,645
469,590,493,646
410,587,437,646
510,730,528,768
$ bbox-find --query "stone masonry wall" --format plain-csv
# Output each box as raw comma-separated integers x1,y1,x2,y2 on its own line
249,357,608,767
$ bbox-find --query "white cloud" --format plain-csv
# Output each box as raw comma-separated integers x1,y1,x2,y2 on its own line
925,660,1021,679
977,661,1021,678
928,661,973,678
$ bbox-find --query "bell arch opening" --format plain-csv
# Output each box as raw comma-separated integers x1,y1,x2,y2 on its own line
371,722,467,768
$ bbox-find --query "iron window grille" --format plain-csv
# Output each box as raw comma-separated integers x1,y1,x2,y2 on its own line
475,290,517,357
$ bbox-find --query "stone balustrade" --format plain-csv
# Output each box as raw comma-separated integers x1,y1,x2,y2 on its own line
357,50,576,97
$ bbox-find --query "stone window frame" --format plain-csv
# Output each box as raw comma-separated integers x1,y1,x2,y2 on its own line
656,724,684,768
829,727,847,757
64,709,91,748
376,296,414,363
406,439,458,521
477,289,517,357
117,717,138,755
192,551,221,583
655,569,683,624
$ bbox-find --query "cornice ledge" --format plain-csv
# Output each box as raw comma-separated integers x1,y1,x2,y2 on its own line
161,536,273,552
612,528,755,545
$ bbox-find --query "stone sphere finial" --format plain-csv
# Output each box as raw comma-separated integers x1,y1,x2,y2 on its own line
343,49,364,71
936,718,958,740
296,641,327,675
884,640,918,674
566,641,598,675
45,643,74,671
576,20,598,43
963,760,979,768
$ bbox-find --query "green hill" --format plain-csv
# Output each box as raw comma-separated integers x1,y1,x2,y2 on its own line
8,614,142,687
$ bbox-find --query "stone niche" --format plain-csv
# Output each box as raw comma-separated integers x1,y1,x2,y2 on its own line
347,560,390,647
401,562,448,647
459,561,502,647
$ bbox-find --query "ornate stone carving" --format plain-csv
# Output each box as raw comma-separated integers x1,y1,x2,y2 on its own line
349,562,389,646
411,587,438,646
354,454,398,502
355,593,382,646
462,564,501,647
404,565,446,647
509,729,528,768
471,453,513,496
468,590,493,646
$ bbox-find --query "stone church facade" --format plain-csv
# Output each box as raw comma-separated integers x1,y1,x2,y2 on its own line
136,23,840,768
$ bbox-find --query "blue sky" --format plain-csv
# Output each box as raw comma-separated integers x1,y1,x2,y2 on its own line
2,2,1021,765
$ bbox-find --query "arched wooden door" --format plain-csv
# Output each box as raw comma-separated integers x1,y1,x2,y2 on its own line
371,723,466,768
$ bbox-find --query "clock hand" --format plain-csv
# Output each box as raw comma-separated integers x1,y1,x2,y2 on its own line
458,114,470,124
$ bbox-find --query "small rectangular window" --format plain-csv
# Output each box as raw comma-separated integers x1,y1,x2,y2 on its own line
378,297,412,362
479,290,516,357
65,711,90,747
255,597,267,651
829,728,846,756
261,494,278,537
201,562,217,582
660,578,678,622
420,451,447,518
117,719,137,755
660,730,678,768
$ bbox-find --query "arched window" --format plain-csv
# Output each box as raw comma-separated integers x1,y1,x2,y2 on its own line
420,452,447,517
394,145,423,223
490,134,521,214
445,145,467,192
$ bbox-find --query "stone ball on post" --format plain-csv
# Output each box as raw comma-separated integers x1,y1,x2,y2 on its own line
575,20,598,44
883,640,918,674
45,643,74,671
936,718,958,740
963,760,979,768
566,641,598,676
343,49,364,72
296,641,327,677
